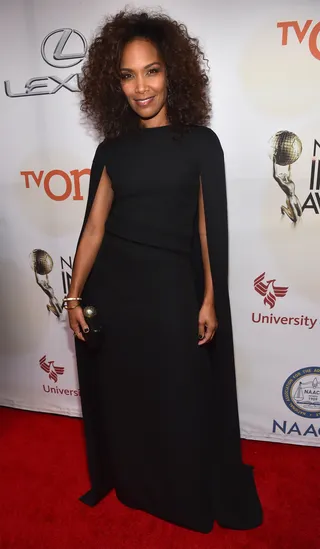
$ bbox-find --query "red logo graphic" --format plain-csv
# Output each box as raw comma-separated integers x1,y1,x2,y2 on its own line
254,273,289,309
39,355,65,383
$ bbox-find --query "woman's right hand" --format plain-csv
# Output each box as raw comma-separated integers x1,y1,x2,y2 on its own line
68,305,90,342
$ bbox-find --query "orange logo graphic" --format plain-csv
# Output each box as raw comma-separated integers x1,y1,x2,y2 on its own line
254,272,289,309
39,355,65,383
21,169,90,201
277,20,320,60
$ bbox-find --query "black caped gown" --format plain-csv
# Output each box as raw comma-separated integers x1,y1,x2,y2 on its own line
74,125,263,533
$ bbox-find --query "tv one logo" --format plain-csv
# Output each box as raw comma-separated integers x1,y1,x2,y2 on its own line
277,20,320,60
21,168,90,201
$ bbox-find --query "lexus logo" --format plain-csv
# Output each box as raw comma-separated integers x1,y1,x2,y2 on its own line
41,28,88,68
4,27,87,97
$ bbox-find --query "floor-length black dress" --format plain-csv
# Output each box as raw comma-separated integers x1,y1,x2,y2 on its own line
74,125,263,533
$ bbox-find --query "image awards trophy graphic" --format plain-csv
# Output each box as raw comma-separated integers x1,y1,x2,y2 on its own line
269,130,303,223
30,249,63,318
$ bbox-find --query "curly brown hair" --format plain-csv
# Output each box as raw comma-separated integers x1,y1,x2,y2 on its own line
79,8,212,140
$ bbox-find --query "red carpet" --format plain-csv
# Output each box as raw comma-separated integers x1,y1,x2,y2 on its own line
0,406,319,549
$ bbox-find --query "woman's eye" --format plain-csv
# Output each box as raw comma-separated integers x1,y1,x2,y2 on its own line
120,69,159,80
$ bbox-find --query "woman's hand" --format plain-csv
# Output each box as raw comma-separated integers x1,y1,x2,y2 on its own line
68,305,90,342
198,302,218,345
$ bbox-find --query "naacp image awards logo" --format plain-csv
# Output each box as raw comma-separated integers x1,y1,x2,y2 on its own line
269,130,303,224
282,367,320,419
269,130,320,220
29,249,63,318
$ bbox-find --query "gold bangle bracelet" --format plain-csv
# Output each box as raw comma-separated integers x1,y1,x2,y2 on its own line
64,303,80,310
63,297,82,302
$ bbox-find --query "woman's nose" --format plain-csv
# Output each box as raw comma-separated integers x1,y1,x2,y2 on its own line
135,75,148,94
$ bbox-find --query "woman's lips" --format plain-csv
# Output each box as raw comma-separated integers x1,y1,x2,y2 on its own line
134,96,155,108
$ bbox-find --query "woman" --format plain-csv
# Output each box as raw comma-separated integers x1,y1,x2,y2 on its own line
65,9,263,534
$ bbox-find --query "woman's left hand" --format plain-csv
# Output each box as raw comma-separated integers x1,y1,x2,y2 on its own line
198,302,218,345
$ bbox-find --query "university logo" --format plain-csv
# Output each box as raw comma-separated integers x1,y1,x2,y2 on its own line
282,367,320,419
252,273,317,329
254,272,288,309
39,355,64,383
39,355,80,397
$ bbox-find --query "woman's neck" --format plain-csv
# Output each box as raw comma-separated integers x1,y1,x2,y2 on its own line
139,110,169,129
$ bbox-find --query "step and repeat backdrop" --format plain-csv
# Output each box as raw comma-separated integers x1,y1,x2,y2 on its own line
1,0,319,446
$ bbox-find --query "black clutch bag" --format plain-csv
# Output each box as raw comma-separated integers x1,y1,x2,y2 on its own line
82,305,104,351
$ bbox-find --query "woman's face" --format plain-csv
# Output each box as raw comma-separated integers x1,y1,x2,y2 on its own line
120,38,168,125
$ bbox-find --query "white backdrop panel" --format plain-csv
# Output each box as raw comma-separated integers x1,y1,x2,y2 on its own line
1,0,319,445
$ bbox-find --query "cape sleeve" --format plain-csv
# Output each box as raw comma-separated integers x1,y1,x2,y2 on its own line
199,128,229,293
193,127,231,331
196,130,263,524
71,141,107,302
75,141,107,254
72,144,114,506
192,126,242,462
